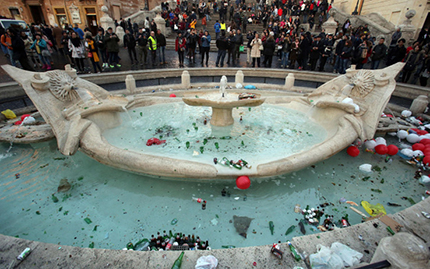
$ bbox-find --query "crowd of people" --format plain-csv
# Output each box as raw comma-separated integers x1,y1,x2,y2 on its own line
2,0,430,86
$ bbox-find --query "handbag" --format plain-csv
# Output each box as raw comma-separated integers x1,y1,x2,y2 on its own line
41,49,51,57
259,44,264,51
239,45,244,52
174,24,178,30
422,69,430,78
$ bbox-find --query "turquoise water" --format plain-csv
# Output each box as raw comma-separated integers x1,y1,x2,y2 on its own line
103,103,327,166
0,137,425,250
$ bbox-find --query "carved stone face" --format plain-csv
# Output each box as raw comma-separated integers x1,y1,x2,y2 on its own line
350,70,375,98
46,70,78,102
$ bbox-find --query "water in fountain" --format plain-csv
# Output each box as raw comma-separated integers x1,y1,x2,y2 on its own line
0,137,424,250
102,103,327,166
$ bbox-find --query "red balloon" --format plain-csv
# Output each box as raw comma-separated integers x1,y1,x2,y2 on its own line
347,146,360,157
14,120,22,125
421,139,430,145
386,145,399,156
169,93,177,97
375,144,388,155
424,150,430,156
412,143,426,152
20,114,30,121
236,176,251,190
423,156,430,165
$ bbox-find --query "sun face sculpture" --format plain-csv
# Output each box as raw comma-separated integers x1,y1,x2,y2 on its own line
349,70,375,98
45,70,79,102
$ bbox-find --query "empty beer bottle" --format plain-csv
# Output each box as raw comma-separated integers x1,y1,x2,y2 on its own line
163,230,168,239
214,142,219,149
287,241,301,261
169,230,174,238
186,141,190,149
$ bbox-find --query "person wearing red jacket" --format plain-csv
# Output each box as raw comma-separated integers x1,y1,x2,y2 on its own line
175,32,186,67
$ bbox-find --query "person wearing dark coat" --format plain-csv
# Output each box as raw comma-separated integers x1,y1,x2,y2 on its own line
298,33,311,70
371,37,387,69
226,31,236,65
386,38,406,66
402,45,424,83
104,27,120,67
339,39,353,74
319,34,334,72
124,29,138,64
216,31,229,67
263,35,276,68
309,35,323,71
8,28,34,71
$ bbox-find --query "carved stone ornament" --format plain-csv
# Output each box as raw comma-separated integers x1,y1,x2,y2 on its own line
46,70,79,102
349,70,375,98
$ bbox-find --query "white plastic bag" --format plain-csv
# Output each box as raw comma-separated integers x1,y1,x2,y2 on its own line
309,245,344,269
330,242,363,267
195,255,218,269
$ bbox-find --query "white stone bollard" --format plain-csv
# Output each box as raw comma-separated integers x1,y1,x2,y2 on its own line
64,64,77,78
235,70,244,85
285,73,295,90
181,70,190,88
125,75,136,93
370,232,430,268
409,95,428,115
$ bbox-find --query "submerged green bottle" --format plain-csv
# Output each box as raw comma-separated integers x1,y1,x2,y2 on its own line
171,251,185,269
214,142,219,149
287,241,301,261
186,141,190,149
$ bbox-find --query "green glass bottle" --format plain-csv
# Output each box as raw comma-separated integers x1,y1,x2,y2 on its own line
203,138,208,145
215,142,219,149
200,146,204,154
287,241,301,262
186,141,190,149
171,251,185,269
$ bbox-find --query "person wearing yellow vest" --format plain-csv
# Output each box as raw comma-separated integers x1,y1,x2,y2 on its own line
220,21,226,31
148,31,157,66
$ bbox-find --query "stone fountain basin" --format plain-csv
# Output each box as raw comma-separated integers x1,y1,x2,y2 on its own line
79,94,355,179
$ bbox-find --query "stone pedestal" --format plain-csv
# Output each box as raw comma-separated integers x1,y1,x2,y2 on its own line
64,64,77,78
211,108,234,126
125,75,136,94
100,6,116,32
154,13,167,35
409,95,428,114
370,232,430,268
115,26,125,46
285,73,295,90
181,70,190,88
235,70,244,85
322,16,338,35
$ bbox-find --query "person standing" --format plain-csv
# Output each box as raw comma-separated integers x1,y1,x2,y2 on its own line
319,34,334,72
200,30,211,66
339,39,353,74
156,29,167,64
402,45,423,83
104,27,121,68
73,24,85,40
371,37,387,69
233,29,243,66
68,31,86,72
386,38,406,66
136,29,148,66
1,30,16,66
187,29,198,64
9,28,34,71
309,35,323,71
215,31,228,67
246,31,254,64
250,33,262,68
148,30,158,66
175,32,186,67
31,33,51,70
289,37,301,69
226,30,235,65
60,31,73,65
263,34,276,68
124,29,138,65
95,29,107,68
390,28,402,47
214,20,221,40
85,36,102,73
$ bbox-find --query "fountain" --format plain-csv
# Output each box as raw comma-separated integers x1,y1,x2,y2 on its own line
0,63,404,179
182,76,265,126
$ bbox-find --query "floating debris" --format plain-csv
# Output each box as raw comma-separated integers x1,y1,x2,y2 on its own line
233,215,253,238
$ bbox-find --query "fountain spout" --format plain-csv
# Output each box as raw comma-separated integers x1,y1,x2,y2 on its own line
220,75,227,98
